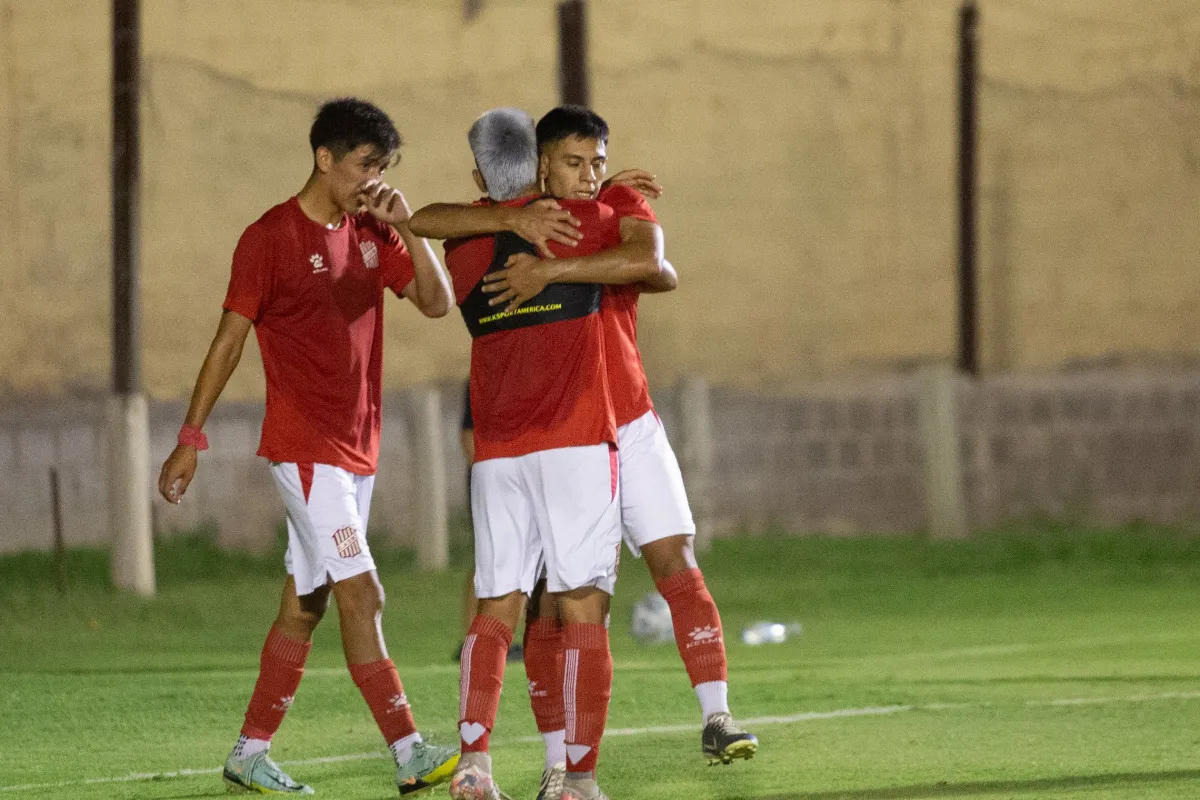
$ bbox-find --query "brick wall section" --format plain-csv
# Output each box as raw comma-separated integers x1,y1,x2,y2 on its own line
672,369,1200,537
2,369,1198,554
0,386,473,555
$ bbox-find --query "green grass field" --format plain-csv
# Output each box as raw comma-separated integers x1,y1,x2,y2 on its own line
3,525,1200,799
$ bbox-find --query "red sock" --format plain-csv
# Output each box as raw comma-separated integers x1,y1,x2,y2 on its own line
348,658,418,745
458,614,514,753
241,626,312,740
523,617,566,733
563,623,612,776
656,568,728,686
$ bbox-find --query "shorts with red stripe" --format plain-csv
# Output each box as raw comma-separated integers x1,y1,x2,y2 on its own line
269,462,377,596
470,443,622,598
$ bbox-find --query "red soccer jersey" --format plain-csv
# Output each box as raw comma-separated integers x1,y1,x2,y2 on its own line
223,197,416,475
446,195,621,462
596,185,659,427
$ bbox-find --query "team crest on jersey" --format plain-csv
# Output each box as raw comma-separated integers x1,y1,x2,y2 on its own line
360,240,379,270
309,253,327,274
332,526,362,558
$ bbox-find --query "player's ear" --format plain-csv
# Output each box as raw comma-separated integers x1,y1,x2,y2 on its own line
314,146,334,175
472,168,487,194
538,152,550,182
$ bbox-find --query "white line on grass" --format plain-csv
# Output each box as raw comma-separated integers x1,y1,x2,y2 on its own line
2,706,919,793
41,630,1200,682
5,690,1200,794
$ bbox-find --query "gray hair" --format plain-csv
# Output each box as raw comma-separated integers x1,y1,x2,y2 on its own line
467,107,538,201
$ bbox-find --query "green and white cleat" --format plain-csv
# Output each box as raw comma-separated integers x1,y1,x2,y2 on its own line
701,712,758,765
395,741,460,796
534,762,566,800
223,751,314,795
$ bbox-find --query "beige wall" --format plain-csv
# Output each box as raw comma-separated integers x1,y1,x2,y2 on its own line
2,0,1199,400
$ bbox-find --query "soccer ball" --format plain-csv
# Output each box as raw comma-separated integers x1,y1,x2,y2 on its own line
630,592,674,645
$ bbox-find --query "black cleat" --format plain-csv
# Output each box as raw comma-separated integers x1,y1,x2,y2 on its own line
702,712,758,765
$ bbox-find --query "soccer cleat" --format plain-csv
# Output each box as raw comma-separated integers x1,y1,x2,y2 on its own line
702,712,759,765
448,751,514,800
534,762,566,800
222,750,314,795
559,775,610,800
395,741,461,796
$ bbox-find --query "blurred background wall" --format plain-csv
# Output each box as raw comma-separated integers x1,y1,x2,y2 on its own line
1,0,1199,553
3,0,1199,399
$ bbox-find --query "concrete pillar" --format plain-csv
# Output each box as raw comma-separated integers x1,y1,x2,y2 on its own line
107,392,156,596
412,385,449,571
916,363,969,539
677,375,715,553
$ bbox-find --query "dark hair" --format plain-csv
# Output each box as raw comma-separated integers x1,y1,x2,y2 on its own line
535,105,608,149
309,97,402,161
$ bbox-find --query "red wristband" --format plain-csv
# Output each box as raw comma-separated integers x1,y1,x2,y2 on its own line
178,424,209,451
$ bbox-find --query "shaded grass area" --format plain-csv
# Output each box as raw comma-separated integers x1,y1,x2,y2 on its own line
3,525,1200,798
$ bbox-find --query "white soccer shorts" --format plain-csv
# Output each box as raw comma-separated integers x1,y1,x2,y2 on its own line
618,410,696,556
269,462,377,596
471,443,622,598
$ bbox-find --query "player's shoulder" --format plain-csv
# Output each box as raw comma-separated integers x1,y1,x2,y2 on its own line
598,185,656,222
598,184,644,207
249,198,300,232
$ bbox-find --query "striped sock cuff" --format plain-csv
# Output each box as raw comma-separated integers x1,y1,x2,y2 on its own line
526,617,562,640
348,658,396,687
264,626,312,664
471,614,515,646
655,567,704,601
563,622,608,651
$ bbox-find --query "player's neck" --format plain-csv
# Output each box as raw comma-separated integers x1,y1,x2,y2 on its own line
296,177,345,228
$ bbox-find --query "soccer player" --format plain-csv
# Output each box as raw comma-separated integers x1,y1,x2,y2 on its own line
481,107,759,790
157,98,459,796
408,107,666,800
455,381,523,665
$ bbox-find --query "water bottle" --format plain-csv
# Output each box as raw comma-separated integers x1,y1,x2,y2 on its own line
740,621,802,645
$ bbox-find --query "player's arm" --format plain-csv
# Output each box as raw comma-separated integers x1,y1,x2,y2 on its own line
601,169,675,292
360,181,452,317
409,199,583,258
158,310,253,503
638,257,678,294
602,168,663,200
395,220,453,318
482,218,669,313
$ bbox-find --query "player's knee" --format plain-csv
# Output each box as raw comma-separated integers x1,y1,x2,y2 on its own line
642,534,698,583
333,572,386,621
556,586,610,625
277,602,326,636
476,590,525,630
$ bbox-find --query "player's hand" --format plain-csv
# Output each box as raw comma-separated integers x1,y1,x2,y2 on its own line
602,168,663,199
506,199,582,258
158,445,198,504
482,252,550,312
360,181,413,225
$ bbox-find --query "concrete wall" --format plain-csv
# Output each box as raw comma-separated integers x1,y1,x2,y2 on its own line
3,369,1198,554
2,1,1199,400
